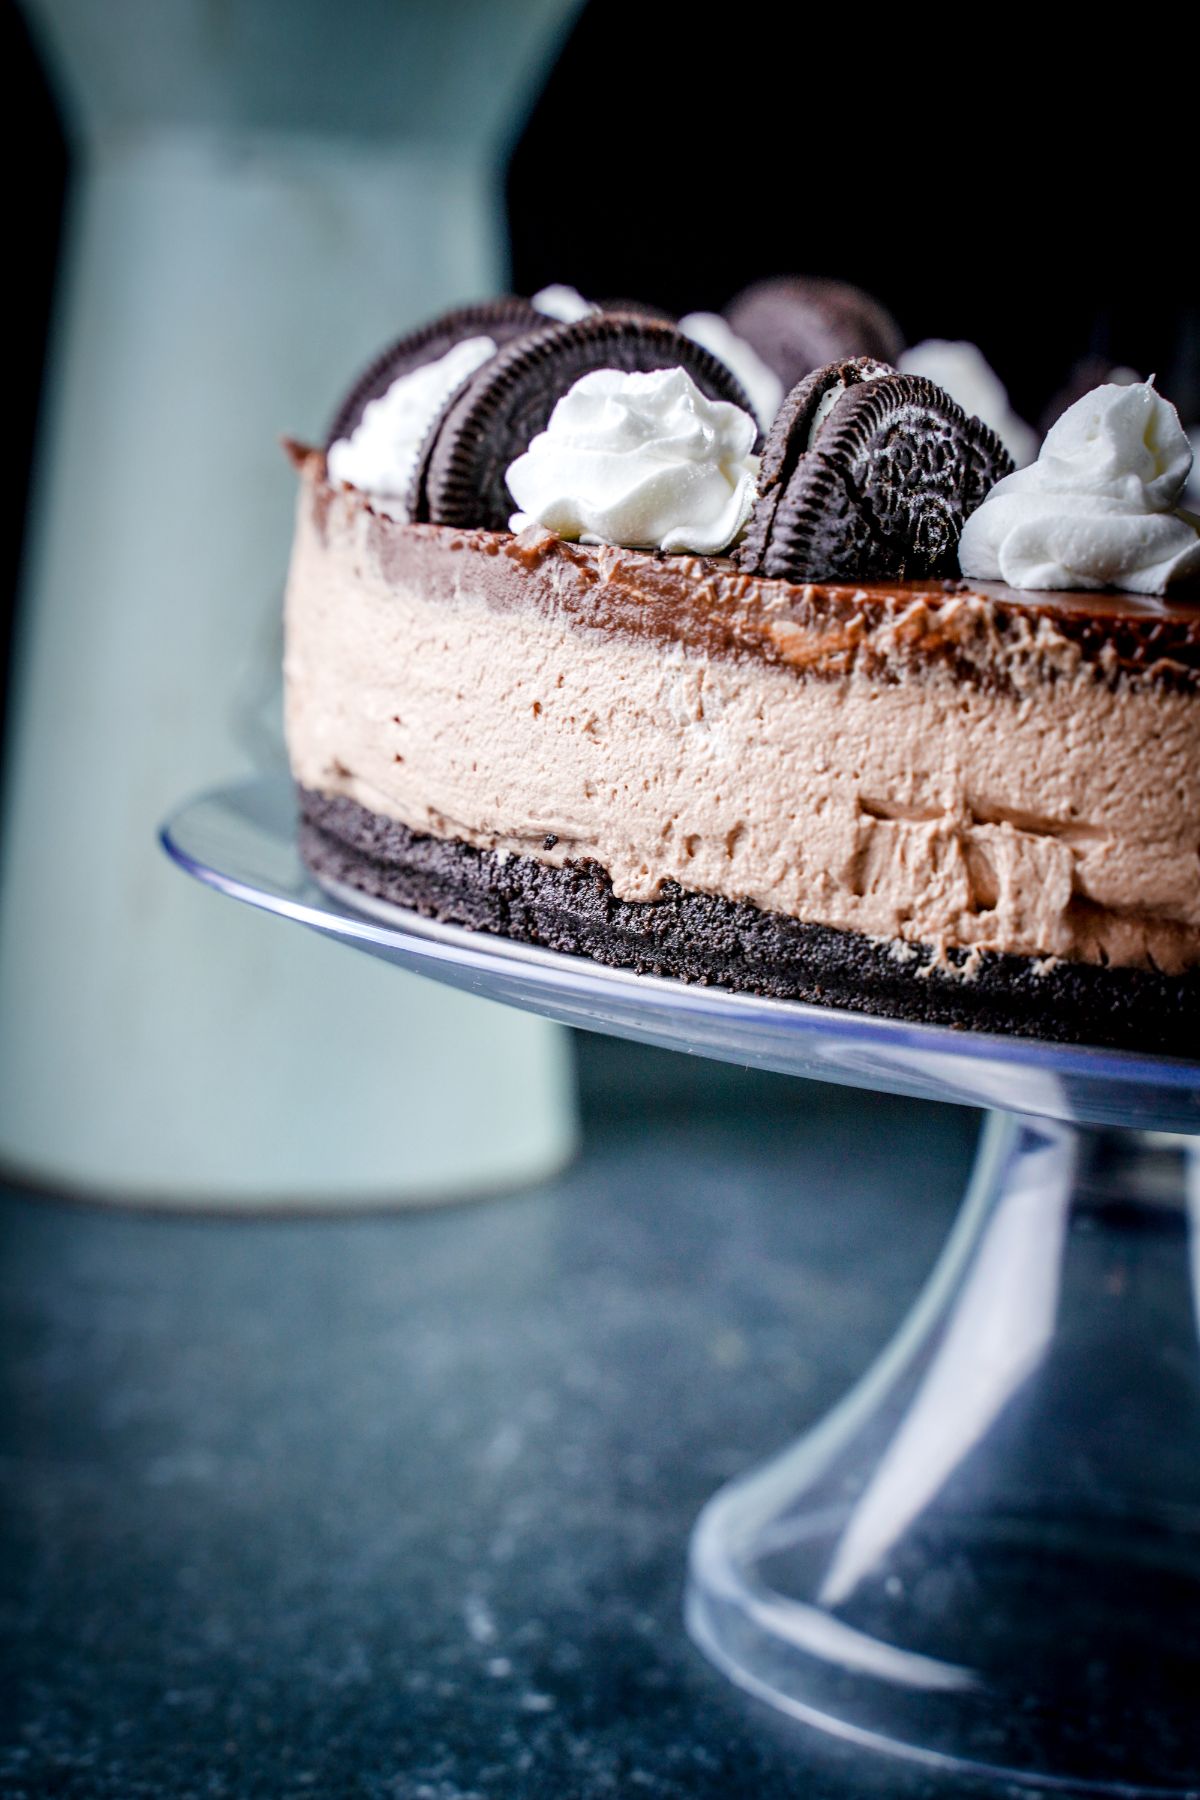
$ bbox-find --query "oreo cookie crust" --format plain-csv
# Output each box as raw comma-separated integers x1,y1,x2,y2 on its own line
298,788,1196,1057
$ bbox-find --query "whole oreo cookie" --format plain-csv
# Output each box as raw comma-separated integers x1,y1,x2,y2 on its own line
413,315,758,531
726,277,904,396
325,299,543,447
737,365,1014,583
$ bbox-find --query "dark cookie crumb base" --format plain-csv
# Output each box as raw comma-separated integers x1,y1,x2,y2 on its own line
299,788,1196,1059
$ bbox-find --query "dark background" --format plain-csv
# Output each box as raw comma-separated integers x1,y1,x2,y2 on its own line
507,5,1200,428
6,1,67,745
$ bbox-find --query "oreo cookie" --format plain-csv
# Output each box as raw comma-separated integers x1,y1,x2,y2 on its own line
325,299,543,447
737,365,1014,583
737,357,893,575
596,297,676,323
413,315,759,531
726,277,904,396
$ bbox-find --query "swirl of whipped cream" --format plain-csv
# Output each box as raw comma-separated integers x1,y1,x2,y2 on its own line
532,284,599,323
506,366,759,555
959,380,1200,596
327,335,496,520
679,312,784,431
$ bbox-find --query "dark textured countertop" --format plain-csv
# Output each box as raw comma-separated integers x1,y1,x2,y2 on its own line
1,1036,1019,1799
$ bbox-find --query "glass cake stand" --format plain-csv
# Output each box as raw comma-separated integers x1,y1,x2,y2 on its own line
162,775,1200,1796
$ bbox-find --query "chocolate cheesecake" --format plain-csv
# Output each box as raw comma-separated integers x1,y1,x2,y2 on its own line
283,302,1199,1056
285,449,1199,1054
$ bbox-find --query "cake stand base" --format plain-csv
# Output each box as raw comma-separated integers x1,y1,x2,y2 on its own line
687,1113,1200,1795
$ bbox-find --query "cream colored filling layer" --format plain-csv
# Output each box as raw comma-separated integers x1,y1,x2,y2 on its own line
285,489,1200,975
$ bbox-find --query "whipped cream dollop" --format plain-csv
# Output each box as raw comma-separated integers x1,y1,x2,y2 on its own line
507,366,758,555
959,381,1200,596
327,335,496,519
679,311,784,431
532,284,599,323
899,339,1038,466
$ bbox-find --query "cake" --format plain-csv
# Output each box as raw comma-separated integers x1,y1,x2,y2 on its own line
283,297,1200,1057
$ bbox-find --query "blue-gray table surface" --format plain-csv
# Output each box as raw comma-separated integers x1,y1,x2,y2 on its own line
2,1036,1034,1799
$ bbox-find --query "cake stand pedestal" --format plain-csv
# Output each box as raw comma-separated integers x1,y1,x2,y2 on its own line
688,1115,1199,1795
163,776,1200,1796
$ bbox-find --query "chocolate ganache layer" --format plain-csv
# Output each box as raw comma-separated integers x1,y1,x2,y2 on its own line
284,450,1200,1047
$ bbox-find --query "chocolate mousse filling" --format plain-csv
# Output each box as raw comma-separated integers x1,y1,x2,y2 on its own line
285,454,1200,1055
